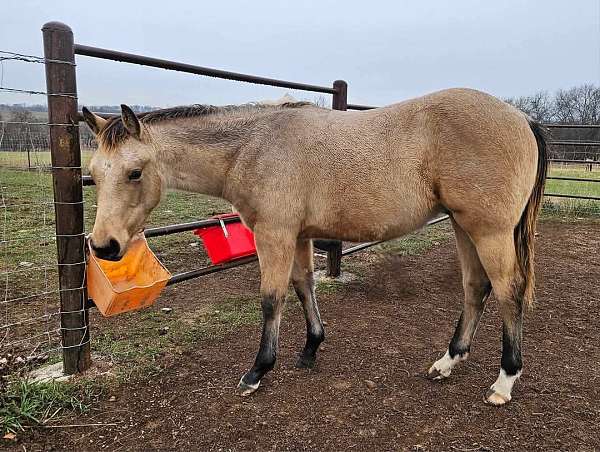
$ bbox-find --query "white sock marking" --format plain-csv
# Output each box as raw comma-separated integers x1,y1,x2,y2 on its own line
429,350,468,378
489,368,521,401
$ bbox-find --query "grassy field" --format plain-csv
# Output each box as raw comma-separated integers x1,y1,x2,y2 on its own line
0,151,94,169
544,165,600,214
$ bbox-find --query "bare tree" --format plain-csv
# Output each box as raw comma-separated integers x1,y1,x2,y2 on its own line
505,91,553,122
506,84,600,125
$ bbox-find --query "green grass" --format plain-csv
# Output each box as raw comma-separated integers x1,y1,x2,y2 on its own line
546,166,600,196
0,151,94,169
544,166,600,214
0,379,103,434
316,278,345,295
374,221,453,256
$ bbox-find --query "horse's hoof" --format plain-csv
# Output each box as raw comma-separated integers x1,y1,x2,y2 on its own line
237,376,260,397
427,365,449,381
295,354,316,369
484,388,511,406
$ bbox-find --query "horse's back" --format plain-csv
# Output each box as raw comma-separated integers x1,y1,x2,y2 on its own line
235,89,538,242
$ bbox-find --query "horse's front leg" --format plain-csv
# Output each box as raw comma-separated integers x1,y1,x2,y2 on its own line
238,225,296,396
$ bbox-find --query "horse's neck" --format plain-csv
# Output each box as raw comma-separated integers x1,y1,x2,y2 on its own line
151,115,260,199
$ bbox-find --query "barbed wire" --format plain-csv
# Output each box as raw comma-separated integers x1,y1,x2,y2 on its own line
0,86,78,99
0,50,75,66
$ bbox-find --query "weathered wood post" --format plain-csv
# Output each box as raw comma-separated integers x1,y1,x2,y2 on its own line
42,21,91,374
327,80,348,277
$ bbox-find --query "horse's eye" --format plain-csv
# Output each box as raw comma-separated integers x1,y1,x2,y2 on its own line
128,169,142,181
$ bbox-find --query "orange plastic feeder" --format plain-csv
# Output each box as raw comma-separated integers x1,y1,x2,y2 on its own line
86,236,171,317
194,213,256,265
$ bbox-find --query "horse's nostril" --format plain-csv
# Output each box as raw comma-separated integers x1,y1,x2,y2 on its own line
108,239,120,256
91,238,121,260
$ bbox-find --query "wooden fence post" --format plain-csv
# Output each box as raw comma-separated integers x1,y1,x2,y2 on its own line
42,21,91,374
327,80,348,277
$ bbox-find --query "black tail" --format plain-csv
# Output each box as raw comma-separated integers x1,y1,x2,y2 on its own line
514,119,549,309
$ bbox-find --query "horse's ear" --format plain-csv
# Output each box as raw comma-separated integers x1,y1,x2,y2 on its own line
81,107,107,136
120,104,141,140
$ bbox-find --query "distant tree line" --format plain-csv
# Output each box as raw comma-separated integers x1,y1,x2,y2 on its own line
505,84,600,162
505,84,599,124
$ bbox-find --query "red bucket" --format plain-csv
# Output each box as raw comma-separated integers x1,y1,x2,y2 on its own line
193,213,256,264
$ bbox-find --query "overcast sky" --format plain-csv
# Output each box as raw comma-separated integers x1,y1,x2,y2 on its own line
1,0,599,108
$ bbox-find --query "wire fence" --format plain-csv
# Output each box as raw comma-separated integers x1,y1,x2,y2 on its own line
0,50,83,376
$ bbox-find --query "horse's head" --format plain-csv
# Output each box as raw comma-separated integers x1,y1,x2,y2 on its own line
83,105,164,261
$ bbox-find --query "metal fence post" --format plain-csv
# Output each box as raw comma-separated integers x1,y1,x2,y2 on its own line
42,21,91,374
327,80,348,277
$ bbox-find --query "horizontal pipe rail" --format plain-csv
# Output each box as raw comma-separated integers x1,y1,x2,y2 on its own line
144,216,241,238
167,215,453,285
547,176,600,183
549,140,600,146
74,44,336,95
166,255,258,286
549,159,600,165
544,193,600,201
545,124,600,129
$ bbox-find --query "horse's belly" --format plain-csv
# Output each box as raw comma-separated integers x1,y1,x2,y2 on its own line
300,199,440,242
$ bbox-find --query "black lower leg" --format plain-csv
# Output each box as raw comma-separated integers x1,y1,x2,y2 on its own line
241,294,281,387
501,320,523,376
448,282,490,359
448,312,470,359
293,276,325,368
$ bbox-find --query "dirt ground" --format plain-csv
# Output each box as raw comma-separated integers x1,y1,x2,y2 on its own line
10,219,600,451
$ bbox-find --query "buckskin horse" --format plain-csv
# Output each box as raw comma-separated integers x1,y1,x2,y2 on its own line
83,88,548,405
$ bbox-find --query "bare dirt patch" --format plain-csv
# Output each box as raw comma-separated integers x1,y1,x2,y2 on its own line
8,219,600,451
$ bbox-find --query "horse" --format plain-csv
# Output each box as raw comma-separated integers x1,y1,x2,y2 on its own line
82,88,548,405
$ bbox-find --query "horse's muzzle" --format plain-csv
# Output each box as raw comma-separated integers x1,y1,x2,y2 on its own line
91,238,122,261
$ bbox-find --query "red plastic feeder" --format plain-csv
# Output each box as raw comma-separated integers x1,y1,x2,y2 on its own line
194,213,256,265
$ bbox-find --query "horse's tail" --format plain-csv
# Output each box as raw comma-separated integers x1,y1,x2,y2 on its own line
514,118,549,310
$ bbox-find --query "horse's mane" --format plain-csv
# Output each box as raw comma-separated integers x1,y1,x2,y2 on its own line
98,101,314,149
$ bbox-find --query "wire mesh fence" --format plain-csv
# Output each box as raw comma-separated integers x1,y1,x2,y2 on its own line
0,49,83,376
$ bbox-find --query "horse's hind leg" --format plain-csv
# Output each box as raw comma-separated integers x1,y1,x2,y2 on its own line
428,219,491,380
238,224,296,396
291,239,325,369
473,232,525,405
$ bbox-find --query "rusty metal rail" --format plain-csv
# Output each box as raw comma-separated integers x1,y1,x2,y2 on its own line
74,44,337,94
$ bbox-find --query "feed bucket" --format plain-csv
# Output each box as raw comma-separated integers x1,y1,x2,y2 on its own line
193,213,256,265
86,236,171,316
